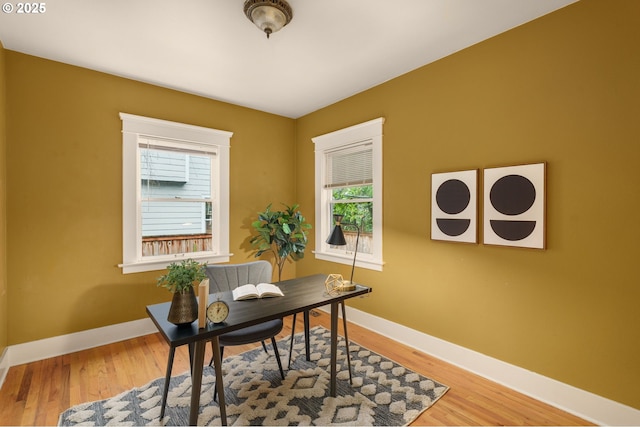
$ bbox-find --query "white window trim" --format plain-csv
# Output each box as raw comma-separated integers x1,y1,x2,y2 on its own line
119,113,233,274
312,117,385,271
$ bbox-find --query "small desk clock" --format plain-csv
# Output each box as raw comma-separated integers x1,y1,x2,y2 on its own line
206,299,229,324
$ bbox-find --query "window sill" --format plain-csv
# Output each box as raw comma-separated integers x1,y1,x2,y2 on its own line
313,251,384,272
119,253,232,274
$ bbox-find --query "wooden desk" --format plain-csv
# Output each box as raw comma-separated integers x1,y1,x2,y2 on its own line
146,274,372,425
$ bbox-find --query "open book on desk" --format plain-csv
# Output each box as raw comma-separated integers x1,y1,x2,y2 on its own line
232,283,284,301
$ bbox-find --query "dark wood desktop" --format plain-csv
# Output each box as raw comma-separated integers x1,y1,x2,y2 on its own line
146,273,372,425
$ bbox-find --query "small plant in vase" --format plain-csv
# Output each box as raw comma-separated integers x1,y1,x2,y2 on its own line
157,259,207,326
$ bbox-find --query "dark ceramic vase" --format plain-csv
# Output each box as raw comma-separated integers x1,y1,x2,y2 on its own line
167,286,198,327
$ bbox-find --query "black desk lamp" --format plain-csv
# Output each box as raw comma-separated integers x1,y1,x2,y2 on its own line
326,214,360,291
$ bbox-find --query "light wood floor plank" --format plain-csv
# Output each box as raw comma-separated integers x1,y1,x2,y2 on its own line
0,310,592,426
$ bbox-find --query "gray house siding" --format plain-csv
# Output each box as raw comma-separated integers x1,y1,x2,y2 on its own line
141,148,211,237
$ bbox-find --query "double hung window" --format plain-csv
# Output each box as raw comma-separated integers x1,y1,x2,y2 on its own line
313,118,384,271
120,113,232,273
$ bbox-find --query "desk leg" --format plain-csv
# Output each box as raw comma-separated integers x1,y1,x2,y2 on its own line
330,301,338,397
211,336,227,426
160,347,176,421
188,340,205,426
340,301,353,385
188,343,195,375
304,310,311,361
287,312,296,369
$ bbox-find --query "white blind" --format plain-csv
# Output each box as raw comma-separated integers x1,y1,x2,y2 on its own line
138,136,218,156
325,142,373,189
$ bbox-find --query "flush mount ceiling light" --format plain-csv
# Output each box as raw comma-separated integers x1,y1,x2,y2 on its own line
243,0,293,39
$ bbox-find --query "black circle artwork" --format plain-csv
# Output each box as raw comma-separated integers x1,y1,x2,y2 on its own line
435,179,471,236
490,175,535,215
436,179,470,214
489,174,537,241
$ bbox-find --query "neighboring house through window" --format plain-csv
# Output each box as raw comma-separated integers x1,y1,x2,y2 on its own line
312,118,384,271
119,113,232,273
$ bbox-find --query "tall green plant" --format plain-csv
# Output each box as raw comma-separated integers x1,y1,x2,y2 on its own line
250,203,312,281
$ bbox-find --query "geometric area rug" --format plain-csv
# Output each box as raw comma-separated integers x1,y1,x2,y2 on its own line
58,326,449,426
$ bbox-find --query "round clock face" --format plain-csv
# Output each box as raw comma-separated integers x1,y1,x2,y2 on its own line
207,300,229,324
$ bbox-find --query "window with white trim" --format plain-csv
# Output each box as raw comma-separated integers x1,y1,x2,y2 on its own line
119,113,232,273
312,118,384,271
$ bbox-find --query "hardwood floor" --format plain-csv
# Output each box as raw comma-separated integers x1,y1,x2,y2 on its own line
0,310,592,426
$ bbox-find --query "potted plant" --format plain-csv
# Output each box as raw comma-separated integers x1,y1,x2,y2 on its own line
157,259,207,326
250,203,311,281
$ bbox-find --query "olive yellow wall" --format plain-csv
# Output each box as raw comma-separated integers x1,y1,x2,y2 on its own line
295,0,640,409
0,41,7,357
4,51,296,345
2,0,639,412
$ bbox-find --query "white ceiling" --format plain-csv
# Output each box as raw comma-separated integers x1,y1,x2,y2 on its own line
0,0,577,118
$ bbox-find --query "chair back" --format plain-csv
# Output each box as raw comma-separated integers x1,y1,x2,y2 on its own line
205,261,273,293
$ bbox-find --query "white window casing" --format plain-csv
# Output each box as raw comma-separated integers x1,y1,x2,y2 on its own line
312,117,384,271
119,113,233,274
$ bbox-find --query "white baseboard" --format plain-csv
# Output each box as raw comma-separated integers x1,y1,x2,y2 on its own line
0,347,9,390
2,308,639,426
341,305,640,426
5,318,157,368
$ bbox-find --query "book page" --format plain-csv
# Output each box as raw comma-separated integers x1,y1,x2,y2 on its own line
232,284,259,301
255,283,284,298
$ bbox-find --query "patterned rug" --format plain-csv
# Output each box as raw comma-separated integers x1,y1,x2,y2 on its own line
58,326,448,426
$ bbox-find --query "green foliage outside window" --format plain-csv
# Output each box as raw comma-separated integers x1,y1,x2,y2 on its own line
332,185,373,232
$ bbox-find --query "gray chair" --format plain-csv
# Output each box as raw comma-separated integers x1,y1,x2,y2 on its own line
205,261,285,399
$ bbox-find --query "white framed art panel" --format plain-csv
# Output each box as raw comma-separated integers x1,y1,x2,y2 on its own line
431,169,478,243
483,163,546,249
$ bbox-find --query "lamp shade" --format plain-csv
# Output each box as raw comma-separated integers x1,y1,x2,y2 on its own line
326,214,347,246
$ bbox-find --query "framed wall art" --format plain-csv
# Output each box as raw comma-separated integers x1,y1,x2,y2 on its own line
483,162,546,249
431,169,478,243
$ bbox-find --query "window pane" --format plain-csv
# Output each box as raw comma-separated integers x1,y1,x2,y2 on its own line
141,201,213,257
332,184,373,202
140,147,214,257
330,198,373,255
140,148,211,200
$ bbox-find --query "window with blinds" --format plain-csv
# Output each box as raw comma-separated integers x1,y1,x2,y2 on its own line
325,142,374,248
120,113,232,274
312,118,384,272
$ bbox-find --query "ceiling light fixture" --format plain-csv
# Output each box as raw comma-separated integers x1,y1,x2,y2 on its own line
243,0,293,39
